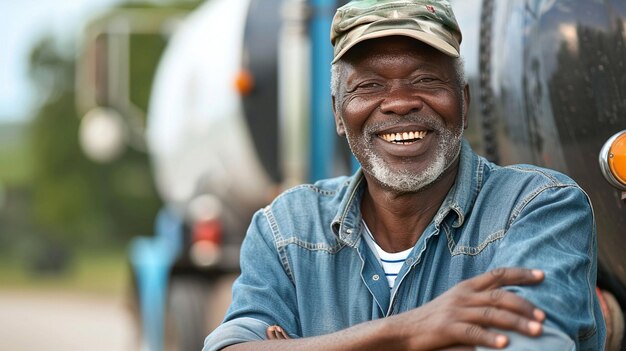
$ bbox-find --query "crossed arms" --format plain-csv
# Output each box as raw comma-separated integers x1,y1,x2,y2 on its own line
221,268,545,350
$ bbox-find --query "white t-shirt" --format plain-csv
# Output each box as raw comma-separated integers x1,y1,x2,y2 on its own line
362,220,413,289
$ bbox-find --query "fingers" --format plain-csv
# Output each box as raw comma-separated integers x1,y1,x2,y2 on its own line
448,323,510,349
266,325,289,340
461,307,542,337
425,268,546,349
465,268,544,291
473,289,545,322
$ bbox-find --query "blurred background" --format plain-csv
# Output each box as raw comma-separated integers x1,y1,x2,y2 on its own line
1,0,319,349
0,0,197,350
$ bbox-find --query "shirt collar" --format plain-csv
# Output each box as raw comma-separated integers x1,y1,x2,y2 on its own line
434,140,484,228
331,140,484,245
331,169,366,247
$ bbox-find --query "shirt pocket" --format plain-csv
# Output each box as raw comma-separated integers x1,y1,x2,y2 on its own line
443,222,506,256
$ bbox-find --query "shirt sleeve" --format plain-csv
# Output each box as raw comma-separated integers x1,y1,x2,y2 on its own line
476,325,575,351
485,184,605,350
203,209,300,351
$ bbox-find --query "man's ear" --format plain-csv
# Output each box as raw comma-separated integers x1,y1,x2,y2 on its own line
462,84,470,129
332,96,346,136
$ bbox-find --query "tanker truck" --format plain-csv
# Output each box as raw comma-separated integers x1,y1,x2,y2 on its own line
76,0,626,350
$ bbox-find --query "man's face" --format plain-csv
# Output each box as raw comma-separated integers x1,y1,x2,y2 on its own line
333,36,469,193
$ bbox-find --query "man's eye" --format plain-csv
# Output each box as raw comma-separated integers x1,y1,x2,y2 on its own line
415,77,437,84
358,82,382,89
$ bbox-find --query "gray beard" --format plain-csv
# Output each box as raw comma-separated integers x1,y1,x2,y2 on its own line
345,115,463,193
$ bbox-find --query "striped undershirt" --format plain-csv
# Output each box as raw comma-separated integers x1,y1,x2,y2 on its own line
361,220,412,289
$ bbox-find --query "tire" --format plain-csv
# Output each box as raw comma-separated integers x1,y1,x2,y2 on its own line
166,277,212,351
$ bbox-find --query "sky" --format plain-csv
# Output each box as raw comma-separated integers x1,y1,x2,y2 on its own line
0,0,122,123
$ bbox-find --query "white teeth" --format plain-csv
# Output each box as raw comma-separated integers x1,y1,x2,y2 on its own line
380,131,427,142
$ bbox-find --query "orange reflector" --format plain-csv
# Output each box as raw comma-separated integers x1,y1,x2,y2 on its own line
608,132,626,184
234,70,254,95
600,130,626,191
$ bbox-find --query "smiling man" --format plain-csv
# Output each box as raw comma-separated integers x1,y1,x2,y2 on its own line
203,1,605,350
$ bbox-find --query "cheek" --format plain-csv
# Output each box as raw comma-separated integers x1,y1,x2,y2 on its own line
342,96,380,121
427,94,465,126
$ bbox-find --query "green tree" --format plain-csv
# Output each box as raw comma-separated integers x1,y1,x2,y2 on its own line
27,35,162,251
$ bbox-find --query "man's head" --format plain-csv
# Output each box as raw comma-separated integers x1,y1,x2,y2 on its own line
330,0,469,193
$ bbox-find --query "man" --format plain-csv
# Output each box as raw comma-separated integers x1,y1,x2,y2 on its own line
204,0,605,350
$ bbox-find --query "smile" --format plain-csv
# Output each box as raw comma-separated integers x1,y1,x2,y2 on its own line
379,131,428,144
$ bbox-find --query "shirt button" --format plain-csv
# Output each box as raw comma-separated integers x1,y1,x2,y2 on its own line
406,258,414,265
372,274,380,281
345,228,353,235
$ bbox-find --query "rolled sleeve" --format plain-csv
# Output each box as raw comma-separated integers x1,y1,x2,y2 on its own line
476,325,575,351
203,317,269,351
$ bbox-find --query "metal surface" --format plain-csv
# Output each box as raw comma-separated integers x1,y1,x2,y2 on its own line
478,0,499,163
241,0,284,183
459,0,626,304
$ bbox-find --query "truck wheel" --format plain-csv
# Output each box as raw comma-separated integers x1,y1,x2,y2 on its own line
166,277,212,351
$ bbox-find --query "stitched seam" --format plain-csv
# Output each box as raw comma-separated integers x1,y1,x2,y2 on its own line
263,207,295,283
276,237,345,254
339,176,364,226
444,219,506,256
502,165,561,185
508,184,575,227
580,187,598,341
272,185,337,204
474,160,483,197
451,230,506,256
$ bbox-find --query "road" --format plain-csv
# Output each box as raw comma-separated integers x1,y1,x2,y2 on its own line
0,276,235,351
0,290,136,351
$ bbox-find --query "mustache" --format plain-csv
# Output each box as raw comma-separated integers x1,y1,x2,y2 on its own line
363,113,445,135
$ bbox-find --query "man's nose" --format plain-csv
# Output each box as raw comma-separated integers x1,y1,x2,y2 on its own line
378,87,424,116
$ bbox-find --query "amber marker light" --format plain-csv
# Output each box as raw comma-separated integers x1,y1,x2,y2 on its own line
599,130,626,191
234,69,254,96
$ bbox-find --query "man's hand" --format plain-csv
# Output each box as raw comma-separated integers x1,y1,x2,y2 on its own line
387,267,545,350
266,325,289,340
246,268,545,351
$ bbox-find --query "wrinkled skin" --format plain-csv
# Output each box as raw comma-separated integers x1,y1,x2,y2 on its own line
333,36,469,194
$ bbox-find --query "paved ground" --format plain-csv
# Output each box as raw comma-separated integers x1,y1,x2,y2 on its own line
0,290,136,351
0,276,235,351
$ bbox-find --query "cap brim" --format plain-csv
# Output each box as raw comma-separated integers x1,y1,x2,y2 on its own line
332,28,460,64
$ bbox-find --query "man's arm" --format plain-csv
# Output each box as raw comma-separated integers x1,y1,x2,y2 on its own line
217,268,545,351
480,183,604,350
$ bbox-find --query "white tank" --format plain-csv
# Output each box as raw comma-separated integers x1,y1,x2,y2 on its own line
146,0,274,223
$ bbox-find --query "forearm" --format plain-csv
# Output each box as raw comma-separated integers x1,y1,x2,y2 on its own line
222,317,402,351
213,269,547,351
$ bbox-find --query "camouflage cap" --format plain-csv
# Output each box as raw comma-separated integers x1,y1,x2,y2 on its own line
330,0,462,63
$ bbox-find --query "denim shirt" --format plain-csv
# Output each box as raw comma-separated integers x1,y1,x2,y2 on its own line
204,141,605,351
